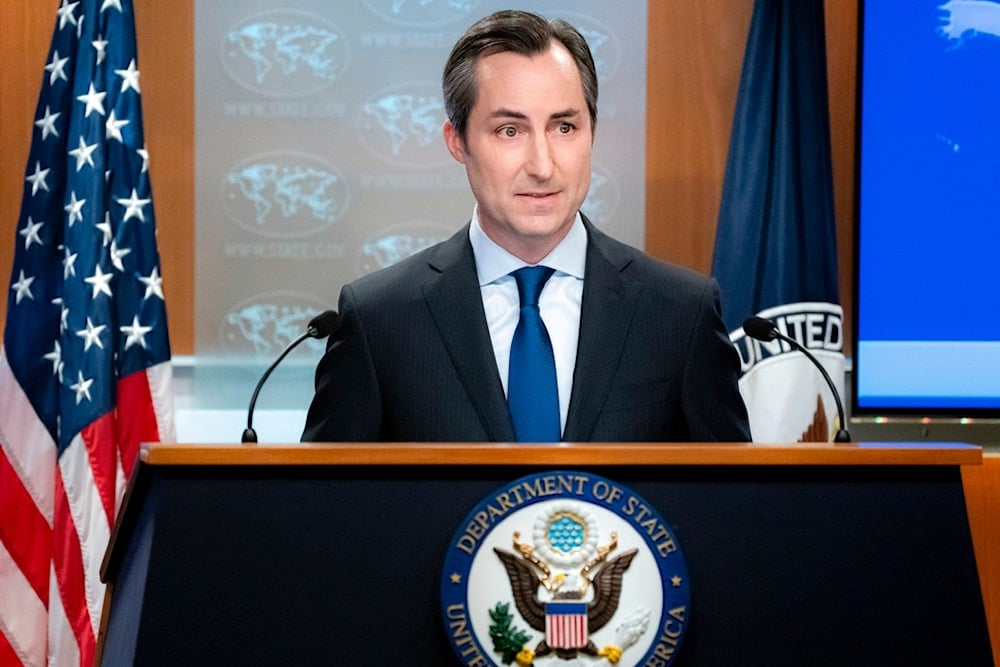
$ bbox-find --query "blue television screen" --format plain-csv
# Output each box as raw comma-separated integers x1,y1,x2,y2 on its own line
854,0,1000,414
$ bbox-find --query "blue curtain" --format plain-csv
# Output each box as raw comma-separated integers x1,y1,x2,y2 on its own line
711,0,840,334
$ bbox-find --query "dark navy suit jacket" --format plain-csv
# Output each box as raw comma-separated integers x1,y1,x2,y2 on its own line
302,216,751,442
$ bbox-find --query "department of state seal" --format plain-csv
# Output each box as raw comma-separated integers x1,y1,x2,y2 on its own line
441,471,691,666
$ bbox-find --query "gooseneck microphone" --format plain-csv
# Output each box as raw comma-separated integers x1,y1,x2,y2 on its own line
742,316,851,443
242,309,341,443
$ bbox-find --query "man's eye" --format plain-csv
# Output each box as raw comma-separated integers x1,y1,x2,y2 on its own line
501,126,518,137
558,123,574,134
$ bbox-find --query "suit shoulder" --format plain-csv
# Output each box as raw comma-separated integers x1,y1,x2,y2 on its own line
636,249,712,286
591,228,715,294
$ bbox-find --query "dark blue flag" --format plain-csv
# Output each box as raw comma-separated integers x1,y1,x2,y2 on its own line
711,0,844,442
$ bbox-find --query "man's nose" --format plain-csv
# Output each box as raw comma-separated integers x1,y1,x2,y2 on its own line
525,134,554,179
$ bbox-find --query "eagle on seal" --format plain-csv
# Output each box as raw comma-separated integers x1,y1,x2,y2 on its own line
494,546,638,660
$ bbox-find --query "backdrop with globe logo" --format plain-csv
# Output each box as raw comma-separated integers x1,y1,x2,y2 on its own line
193,0,648,416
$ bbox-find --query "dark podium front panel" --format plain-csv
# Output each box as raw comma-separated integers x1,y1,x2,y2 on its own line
98,443,993,666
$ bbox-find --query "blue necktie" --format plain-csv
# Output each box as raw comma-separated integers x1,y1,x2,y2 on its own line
507,266,560,442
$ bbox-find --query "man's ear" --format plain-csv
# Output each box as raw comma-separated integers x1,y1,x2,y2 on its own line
443,120,466,164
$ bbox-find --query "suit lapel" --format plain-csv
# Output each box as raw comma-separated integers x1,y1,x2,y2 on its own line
421,227,516,442
563,224,641,442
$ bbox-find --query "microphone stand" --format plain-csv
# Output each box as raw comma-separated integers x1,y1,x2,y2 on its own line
743,317,851,442
242,330,312,443
242,310,340,443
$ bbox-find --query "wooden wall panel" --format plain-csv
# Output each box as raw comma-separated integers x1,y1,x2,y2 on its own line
644,1,753,273
964,454,1000,664
134,0,195,355
825,1,858,356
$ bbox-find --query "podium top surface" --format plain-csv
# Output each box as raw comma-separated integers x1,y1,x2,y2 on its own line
139,441,983,467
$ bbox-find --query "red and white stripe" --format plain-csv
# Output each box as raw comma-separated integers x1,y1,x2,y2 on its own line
0,352,173,667
546,610,588,649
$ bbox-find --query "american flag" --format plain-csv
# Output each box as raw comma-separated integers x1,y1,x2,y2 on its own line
0,1,174,665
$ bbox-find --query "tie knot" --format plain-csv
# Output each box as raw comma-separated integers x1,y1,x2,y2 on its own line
512,266,555,308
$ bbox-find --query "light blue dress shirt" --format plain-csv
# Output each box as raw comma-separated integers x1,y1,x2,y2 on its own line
469,209,587,433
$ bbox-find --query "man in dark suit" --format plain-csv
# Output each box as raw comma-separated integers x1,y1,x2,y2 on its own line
302,10,750,443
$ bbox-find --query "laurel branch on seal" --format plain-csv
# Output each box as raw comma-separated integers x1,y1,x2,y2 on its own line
489,602,532,665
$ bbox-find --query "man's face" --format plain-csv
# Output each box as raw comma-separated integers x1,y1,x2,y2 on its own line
444,41,594,264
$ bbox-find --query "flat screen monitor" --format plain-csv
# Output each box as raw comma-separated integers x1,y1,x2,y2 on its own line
854,0,1000,417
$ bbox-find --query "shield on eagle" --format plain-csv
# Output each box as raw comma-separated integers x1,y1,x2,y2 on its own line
545,601,588,649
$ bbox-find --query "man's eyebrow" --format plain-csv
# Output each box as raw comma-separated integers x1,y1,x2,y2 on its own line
488,108,582,121
489,108,528,121
552,108,582,119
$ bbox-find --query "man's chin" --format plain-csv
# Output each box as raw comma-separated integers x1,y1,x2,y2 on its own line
511,211,575,235
508,218,575,251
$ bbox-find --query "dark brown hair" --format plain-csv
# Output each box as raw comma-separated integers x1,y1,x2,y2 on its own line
442,10,598,140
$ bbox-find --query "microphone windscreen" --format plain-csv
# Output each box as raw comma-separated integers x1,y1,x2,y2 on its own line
308,310,341,339
742,316,778,342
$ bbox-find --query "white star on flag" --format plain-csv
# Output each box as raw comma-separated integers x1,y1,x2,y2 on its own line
92,36,108,64
35,105,62,139
26,161,51,195
45,50,70,84
97,210,113,244
10,270,35,304
114,58,140,93
117,187,151,221
76,82,107,117
120,315,153,350
69,370,94,404
58,300,70,332
63,247,78,278
85,264,114,298
110,240,131,270
69,135,99,171
75,316,107,351
139,266,164,300
106,108,129,141
65,190,86,225
20,217,45,249
43,340,64,381
57,1,81,30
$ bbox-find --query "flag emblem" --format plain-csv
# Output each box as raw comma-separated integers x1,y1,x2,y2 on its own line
545,601,589,649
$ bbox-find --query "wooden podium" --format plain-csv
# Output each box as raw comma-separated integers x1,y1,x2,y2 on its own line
98,442,993,665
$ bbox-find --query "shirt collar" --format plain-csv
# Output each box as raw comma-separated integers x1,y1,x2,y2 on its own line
469,207,588,286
